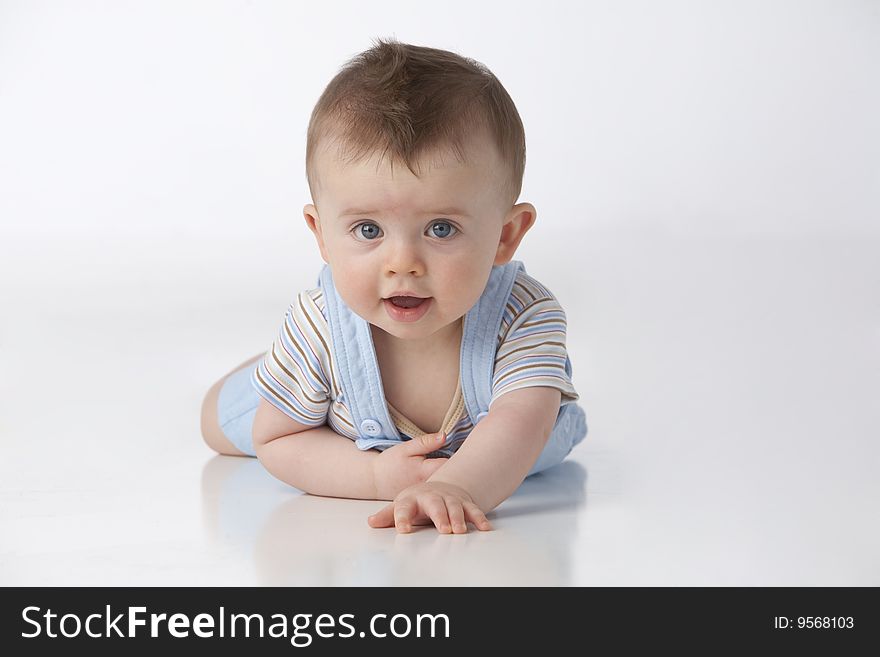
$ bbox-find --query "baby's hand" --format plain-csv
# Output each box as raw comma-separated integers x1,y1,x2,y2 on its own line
367,481,493,534
371,431,449,500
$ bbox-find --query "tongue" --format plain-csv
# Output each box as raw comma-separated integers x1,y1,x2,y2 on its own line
390,296,425,309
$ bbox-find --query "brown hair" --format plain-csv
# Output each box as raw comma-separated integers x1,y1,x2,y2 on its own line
306,37,526,208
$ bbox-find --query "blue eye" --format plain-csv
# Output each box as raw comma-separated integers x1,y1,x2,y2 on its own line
353,222,382,240
430,221,457,239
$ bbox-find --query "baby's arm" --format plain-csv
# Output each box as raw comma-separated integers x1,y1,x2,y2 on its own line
430,386,563,510
368,386,562,532
255,425,380,499
255,422,448,500
250,396,377,498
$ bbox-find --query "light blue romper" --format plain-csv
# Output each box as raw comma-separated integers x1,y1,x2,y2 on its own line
217,260,588,477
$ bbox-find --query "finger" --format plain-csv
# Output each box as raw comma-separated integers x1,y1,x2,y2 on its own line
404,431,446,456
446,501,468,534
463,501,492,531
368,503,396,528
422,495,452,534
394,502,418,534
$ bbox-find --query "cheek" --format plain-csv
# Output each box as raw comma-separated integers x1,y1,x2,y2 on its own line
342,272,374,300
331,262,376,308
439,256,491,300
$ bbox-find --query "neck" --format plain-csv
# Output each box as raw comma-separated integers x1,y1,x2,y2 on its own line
371,316,463,357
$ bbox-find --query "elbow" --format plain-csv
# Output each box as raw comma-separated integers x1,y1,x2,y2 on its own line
253,435,310,492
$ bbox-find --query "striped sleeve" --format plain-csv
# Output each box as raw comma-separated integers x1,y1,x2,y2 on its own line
490,273,580,407
250,289,331,426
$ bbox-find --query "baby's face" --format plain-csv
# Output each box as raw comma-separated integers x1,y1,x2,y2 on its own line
305,135,526,345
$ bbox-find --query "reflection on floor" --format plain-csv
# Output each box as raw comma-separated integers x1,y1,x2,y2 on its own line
201,454,590,586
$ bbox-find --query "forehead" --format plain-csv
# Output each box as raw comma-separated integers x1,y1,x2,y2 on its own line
314,134,504,215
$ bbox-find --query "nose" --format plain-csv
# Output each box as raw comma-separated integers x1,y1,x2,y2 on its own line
384,235,425,276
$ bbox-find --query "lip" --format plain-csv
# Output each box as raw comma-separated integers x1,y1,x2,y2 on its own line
383,297,432,323
383,291,428,299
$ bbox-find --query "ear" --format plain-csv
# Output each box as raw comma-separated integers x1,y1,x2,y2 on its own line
494,203,537,266
303,204,329,263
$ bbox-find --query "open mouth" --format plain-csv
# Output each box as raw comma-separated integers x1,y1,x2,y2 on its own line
386,296,428,308
383,296,432,322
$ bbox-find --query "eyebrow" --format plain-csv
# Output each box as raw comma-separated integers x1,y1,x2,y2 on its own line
340,207,469,218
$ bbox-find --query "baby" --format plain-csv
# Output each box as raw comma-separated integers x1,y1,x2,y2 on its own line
200,37,587,534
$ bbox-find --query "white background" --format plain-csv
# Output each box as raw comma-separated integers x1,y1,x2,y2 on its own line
1,0,878,585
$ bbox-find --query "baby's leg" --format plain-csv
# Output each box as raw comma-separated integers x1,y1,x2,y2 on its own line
200,353,265,456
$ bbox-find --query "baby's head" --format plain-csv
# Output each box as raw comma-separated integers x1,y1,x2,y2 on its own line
303,38,536,345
